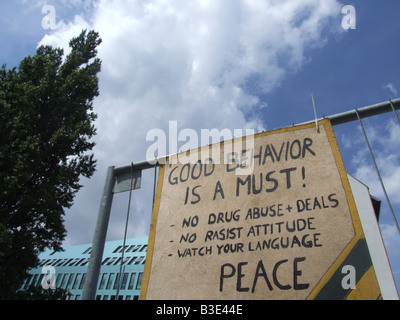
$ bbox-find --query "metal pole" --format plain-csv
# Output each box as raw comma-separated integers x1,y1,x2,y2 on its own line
114,160,158,177
295,98,400,127
82,166,115,300
329,98,400,125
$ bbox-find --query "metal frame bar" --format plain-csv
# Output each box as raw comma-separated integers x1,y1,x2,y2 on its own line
82,166,115,300
295,98,400,126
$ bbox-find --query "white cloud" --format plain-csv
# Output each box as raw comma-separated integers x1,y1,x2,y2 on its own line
351,120,400,205
38,0,342,246
383,83,399,98
381,223,400,253
346,120,400,285
40,15,91,54
380,223,400,281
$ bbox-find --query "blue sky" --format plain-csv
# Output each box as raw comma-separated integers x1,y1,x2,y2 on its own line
1,0,399,296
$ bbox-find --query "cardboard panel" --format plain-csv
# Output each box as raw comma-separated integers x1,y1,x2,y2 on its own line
141,119,378,300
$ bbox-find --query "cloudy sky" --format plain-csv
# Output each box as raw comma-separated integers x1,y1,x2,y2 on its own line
1,0,400,293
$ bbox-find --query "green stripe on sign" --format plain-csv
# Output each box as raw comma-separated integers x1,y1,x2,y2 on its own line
314,238,372,300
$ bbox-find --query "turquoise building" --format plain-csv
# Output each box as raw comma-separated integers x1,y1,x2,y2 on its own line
20,237,148,300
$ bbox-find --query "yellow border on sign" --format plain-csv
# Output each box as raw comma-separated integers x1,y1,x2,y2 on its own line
306,118,365,299
255,119,366,299
140,163,165,300
346,266,381,300
140,118,367,300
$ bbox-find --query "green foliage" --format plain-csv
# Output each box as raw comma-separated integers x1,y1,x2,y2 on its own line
0,30,102,299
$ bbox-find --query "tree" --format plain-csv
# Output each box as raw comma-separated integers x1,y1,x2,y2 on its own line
0,30,102,299
16,285,71,301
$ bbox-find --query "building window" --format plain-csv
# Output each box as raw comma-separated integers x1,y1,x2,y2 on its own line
72,274,81,290
82,247,92,254
67,274,76,290
72,258,85,267
60,274,69,288
134,256,144,265
113,273,121,290
127,245,141,253
113,246,122,253
121,257,130,265
128,273,136,290
106,273,115,290
60,259,73,267
79,274,86,290
39,259,48,267
67,258,77,267
98,273,108,290
81,258,89,267
136,273,143,290
106,257,117,265
54,259,63,267
139,245,148,252
37,274,45,287
56,274,63,288
113,257,122,266
120,273,129,290
128,256,137,265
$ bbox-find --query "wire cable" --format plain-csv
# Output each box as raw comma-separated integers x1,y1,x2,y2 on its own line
355,108,400,236
311,94,320,133
116,163,135,299
389,98,400,126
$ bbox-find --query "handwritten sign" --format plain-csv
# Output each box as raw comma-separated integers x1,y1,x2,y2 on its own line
141,119,374,300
